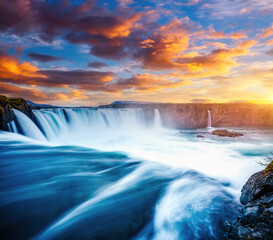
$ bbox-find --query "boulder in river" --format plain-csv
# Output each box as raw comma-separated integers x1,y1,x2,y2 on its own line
212,129,243,137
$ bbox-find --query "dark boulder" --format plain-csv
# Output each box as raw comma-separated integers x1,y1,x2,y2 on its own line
212,129,243,137
225,164,273,240
0,95,15,130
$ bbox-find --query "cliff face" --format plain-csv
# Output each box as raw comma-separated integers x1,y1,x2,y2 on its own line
158,103,273,129
0,96,34,131
105,103,273,129
225,164,273,240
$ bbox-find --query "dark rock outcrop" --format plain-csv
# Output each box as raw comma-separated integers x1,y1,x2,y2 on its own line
225,164,273,240
0,96,34,131
212,129,244,137
0,96,15,130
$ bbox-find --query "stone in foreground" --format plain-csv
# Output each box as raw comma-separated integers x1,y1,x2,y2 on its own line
225,165,273,240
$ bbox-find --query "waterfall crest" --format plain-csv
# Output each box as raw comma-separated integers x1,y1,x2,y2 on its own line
13,109,47,141
8,108,162,142
207,110,212,128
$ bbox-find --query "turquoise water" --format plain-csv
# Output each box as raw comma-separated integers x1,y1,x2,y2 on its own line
0,108,272,240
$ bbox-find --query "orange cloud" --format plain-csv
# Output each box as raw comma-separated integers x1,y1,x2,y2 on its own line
237,40,258,48
239,8,252,15
175,42,254,78
139,18,190,69
265,39,273,45
194,28,247,40
261,23,273,38
0,55,46,79
86,13,141,39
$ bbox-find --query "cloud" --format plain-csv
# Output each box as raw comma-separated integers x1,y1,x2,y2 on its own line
0,82,88,103
265,39,273,45
198,0,273,18
0,0,36,34
261,23,273,38
191,98,211,103
237,39,258,48
0,82,48,100
87,61,109,68
113,72,190,92
191,27,247,40
0,52,46,79
117,0,134,7
27,52,65,62
136,18,190,69
0,0,142,42
266,48,273,55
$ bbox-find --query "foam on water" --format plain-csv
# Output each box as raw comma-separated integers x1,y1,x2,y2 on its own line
6,108,268,191
1,107,272,239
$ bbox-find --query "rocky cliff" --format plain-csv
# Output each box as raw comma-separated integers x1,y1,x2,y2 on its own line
102,102,273,129
225,161,273,240
0,95,34,131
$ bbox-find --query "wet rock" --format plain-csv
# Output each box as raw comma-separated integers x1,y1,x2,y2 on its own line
0,95,15,130
0,95,34,130
212,129,243,137
225,165,273,240
8,98,34,120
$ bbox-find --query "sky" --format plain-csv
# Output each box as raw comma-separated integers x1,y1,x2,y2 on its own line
0,0,272,106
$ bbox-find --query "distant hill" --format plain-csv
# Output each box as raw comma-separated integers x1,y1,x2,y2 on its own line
26,100,58,108
111,101,156,105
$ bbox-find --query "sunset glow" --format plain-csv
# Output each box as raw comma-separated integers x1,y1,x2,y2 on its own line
0,0,272,105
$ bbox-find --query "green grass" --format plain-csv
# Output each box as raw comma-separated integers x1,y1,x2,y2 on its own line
8,98,27,110
0,95,8,106
264,159,273,173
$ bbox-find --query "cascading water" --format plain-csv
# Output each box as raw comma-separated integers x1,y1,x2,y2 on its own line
207,110,212,128
1,107,271,240
13,109,46,141
7,120,18,133
154,109,162,129
8,108,153,143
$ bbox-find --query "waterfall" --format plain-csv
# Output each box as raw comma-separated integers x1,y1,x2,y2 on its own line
6,108,165,142
13,109,47,141
154,109,162,129
207,110,212,128
7,120,18,133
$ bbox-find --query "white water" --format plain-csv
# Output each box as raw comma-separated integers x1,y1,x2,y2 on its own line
154,109,162,129
32,108,153,142
2,107,273,240
207,110,212,128
7,120,18,133
7,108,271,195
13,109,46,142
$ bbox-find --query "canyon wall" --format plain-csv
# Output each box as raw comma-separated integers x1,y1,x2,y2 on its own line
103,102,273,129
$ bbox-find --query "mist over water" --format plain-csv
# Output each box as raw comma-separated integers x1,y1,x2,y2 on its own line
1,108,272,240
